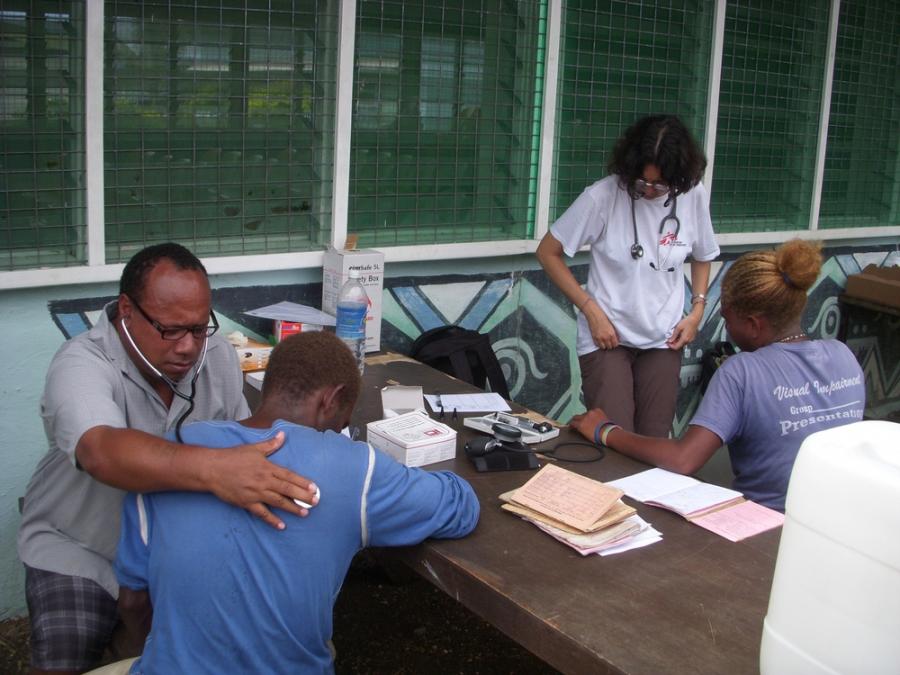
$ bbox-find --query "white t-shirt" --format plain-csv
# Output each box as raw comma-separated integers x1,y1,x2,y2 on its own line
551,175,719,352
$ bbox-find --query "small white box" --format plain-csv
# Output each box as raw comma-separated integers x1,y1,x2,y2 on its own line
322,247,384,353
366,411,457,468
381,385,425,418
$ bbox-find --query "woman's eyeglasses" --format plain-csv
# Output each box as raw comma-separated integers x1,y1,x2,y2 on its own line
633,178,670,197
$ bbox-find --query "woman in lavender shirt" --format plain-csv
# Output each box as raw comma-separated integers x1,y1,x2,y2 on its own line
570,239,865,511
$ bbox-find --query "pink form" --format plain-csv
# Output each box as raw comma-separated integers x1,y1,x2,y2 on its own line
690,500,784,542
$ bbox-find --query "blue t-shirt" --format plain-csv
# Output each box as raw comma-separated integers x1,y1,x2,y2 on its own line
114,420,479,675
691,340,865,511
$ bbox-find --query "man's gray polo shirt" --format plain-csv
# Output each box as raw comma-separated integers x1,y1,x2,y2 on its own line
17,302,250,597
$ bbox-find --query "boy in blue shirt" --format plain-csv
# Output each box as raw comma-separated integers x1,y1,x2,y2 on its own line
113,331,479,674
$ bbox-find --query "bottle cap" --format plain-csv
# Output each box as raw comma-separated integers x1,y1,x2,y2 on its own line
348,269,360,279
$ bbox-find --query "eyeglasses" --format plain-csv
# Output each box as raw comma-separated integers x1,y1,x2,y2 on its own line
128,295,219,340
633,178,670,197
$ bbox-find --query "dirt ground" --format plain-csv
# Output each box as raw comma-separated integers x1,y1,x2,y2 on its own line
1,552,558,674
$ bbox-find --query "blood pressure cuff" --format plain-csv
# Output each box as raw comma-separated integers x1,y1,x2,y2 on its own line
471,450,539,473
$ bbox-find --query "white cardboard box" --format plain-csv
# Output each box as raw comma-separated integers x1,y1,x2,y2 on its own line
366,411,457,468
380,385,425,418
322,247,384,353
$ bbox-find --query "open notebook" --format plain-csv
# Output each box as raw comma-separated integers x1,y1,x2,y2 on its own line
607,468,783,542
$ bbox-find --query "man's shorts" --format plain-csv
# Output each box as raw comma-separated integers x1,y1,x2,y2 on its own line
25,564,118,671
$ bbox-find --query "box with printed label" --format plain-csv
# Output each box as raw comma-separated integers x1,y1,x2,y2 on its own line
322,247,384,353
366,411,457,468
273,320,324,342
235,340,273,372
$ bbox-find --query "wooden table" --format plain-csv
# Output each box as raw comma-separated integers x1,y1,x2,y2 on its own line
245,353,780,675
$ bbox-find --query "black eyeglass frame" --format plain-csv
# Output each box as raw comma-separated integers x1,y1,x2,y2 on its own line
127,295,219,340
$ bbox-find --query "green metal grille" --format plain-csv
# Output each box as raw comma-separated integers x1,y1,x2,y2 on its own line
348,0,544,247
712,0,830,233
103,0,337,263
0,1,85,270
819,0,900,229
553,0,714,222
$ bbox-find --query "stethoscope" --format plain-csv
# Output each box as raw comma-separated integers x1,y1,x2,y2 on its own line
629,190,681,272
120,316,209,443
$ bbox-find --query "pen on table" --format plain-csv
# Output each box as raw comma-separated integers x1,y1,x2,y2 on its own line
435,392,444,419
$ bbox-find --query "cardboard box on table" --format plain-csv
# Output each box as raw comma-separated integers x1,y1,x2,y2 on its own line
273,320,324,342
236,340,273,372
322,248,384,353
844,264,900,309
366,411,457,468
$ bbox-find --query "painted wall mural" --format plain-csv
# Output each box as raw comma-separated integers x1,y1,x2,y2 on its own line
48,247,899,431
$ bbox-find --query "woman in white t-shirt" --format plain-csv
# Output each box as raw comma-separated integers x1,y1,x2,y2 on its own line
537,115,719,436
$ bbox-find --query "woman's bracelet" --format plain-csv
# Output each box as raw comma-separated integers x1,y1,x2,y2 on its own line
690,293,707,305
592,420,611,445
593,420,620,446
577,296,594,312
600,423,621,447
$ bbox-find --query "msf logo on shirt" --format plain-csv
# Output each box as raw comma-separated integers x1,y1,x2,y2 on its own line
657,232,686,249
658,232,678,247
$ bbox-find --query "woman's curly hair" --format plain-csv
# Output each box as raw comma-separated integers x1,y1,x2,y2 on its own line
607,115,707,196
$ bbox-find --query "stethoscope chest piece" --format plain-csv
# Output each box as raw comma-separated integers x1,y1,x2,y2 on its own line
629,191,679,264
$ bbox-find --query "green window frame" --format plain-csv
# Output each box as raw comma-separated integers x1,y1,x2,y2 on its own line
1,0,898,281
819,0,900,229
103,0,338,263
553,0,714,222
347,0,545,247
0,1,85,270
712,0,831,233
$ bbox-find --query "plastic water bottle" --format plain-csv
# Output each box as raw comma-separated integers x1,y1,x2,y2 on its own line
334,270,368,374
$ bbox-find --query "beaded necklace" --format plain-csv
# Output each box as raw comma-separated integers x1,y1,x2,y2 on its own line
777,333,807,343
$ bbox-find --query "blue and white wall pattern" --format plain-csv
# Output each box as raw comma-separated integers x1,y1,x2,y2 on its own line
47,246,899,427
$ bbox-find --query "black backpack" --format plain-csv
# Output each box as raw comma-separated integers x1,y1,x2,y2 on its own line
409,326,511,400
699,340,737,394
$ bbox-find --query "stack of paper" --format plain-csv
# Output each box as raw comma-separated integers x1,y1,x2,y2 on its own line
424,393,510,413
607,468,784,541
499,464,660,556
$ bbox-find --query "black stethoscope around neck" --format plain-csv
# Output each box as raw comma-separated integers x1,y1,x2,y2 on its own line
120,317,209,443
629,191,681,271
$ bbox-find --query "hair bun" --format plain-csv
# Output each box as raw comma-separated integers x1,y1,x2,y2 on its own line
775,239,823,292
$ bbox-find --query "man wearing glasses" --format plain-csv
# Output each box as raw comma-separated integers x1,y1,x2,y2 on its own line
17,243,318,675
